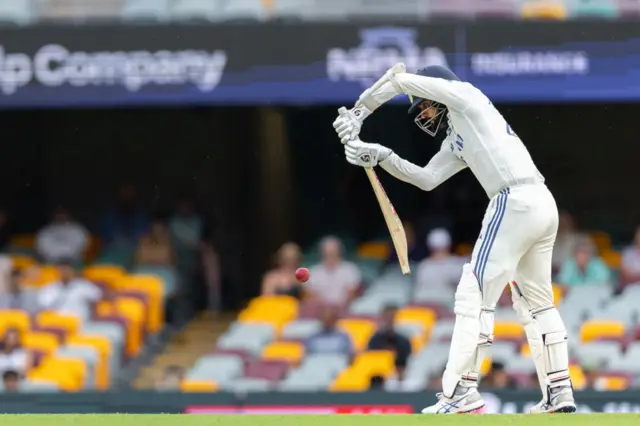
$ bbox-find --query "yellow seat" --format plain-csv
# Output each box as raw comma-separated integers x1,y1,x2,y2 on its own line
569,364,586,389
22,332,60,354
521,1,567,19
455,243,473,256
0,309,31,336
521,343,531,356
480,357,492,376
261,341,304,365
67,334,112,390
493,321,524,340
180,379,219,392
552,284,563,305
115,275,164,333
330,367,370,392
337,318,376,352
36,311,81,336
24,265,61,287
357,242,390,260
352,350,395,378
395,307,436,330
83,265,127,288
30,356,87,391
113,297,146,357
589,231,611,254
579,320,625,343
410,334,426,353
238,299,297,333
598,376,628,391
601,250,621,269
9,255,37,270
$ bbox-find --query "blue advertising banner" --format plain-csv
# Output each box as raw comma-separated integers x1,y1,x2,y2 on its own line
0,21,637,108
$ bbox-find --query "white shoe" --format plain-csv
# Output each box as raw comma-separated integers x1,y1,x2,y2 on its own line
421,388,485,414
529,387,577,413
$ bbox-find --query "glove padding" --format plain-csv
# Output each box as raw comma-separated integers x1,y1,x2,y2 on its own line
344,139,392,168
333,105,372,145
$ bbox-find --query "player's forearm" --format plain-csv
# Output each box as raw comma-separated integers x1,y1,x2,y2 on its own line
379,153,444,191
394,73,469,111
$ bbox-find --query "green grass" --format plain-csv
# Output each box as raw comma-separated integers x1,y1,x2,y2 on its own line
0,414,640,426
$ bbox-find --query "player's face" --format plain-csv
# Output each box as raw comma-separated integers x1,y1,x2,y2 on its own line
418,101,438,118
414,100,446,137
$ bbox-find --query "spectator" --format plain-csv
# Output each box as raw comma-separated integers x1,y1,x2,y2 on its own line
0,255,12,294
307,236,361,306
305,308,353,357
552,211,582,273
169,195,209,252
101,185,149,247
482,362,517,389
261,242,303,299
2,370,19,392
386,221,428,267
556,238,611,287
155,365,185,391
0,328,30,375
36,206,88,265
368,305,412,382
38,261,103,320
134,216,176,267
0,269,39,314
620,226,640,285
414,228,464,303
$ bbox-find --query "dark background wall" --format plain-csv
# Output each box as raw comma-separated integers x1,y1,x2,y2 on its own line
0,103,635,300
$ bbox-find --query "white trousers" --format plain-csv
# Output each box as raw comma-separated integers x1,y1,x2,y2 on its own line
441,183,562,396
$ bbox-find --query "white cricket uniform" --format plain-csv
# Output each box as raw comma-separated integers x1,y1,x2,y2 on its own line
368,73,571,399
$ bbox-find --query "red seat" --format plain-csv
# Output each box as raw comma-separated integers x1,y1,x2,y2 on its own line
244,360,289,381
213,348,254,367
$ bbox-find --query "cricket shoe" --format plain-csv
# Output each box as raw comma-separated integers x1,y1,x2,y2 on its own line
529,387,577,413
421,387,485,414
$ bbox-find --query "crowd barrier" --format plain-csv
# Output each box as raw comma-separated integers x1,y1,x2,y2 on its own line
2,390,640,413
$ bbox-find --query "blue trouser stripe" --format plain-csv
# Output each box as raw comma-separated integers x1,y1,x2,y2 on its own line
473,189,509,291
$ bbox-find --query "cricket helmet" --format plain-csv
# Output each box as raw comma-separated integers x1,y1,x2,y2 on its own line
408,65,460,137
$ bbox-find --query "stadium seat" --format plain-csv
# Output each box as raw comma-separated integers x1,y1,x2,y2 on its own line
180,379,219,392
281,319,322,340
588,230,611,253
0,0,32,25
66,334,112,389
122,0,171,20
601,250,621,268
83,265,127,288
261,341,305,365
22,332,60,354
112,297,145,356
598,375,628,390
247,295,298,315
171,0,222,21
29,356,88,391
26,266,61,287
36,312,81,336
572,341,622,367
474,0,519,18
552,284,564,305
615,0,640,17
115,275,164,332
0,309,31,335
352,0,424,18
9,254,37,270
428,0,477,19
395,307,437,330
521,0,568,19
244,359,289,381
225,377,272,392
330,367,371,391
337,318,376,352
187,354,244,384
299,353,350,378
356,241,390,260
493,321,524,340
220,0,267,20
579,320,625,342
55,345,99,389
569,364,586,389
217,323,275,355
352,350,395,378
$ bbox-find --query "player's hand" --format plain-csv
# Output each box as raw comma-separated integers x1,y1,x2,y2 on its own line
333,105,372,144
344,139,392,168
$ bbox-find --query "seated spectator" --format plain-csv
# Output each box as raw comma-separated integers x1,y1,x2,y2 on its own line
305,308,353,357
552,211,583,273
386,221,428,267
414,228,464,303
134,217,176,267
482,362,517,389
101,185,149,248
36,206,88,265
2,370,19,392
0,328,30,375
620,226,640,285
307,236,361,306
155,365,185,391
169,194,209,252
368,305,412,382
556,238,611,287
261,242,303,299
38,261,103,320
0,269,39,314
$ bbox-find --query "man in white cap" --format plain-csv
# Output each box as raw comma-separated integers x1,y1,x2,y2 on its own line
415,228,464,305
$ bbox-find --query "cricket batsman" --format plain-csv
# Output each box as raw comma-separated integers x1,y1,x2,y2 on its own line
332,64,576,414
